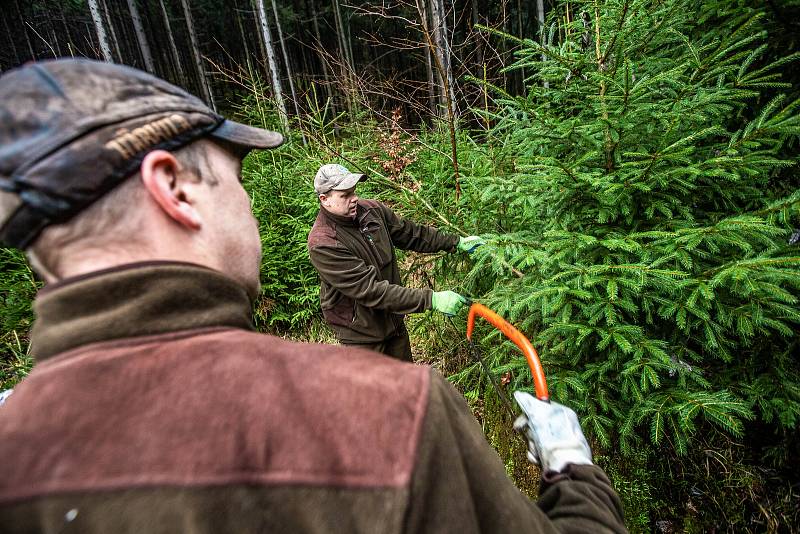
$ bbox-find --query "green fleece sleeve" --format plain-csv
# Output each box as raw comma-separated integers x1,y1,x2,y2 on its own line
309,243,433,313
404,370,628,534
378,203,460,253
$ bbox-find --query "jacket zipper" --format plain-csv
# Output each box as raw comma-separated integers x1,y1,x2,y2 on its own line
359,225,400,336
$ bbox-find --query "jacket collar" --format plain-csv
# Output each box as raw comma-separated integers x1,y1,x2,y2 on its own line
319,204,373,228
30,261,254,361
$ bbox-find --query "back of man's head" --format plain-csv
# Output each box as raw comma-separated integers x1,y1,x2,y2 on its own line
0,59,283,280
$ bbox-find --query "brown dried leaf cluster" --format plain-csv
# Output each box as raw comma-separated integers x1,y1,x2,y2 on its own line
371,108,420,190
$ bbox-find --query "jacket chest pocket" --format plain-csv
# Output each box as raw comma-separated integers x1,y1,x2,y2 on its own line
361,223,392,267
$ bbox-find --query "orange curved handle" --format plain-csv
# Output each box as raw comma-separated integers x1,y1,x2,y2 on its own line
466,302,549,402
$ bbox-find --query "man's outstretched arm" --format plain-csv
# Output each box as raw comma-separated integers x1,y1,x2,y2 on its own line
309,243,433,313
404,370,627,534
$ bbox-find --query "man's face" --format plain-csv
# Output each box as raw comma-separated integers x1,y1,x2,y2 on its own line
195,141,262,298
320,187,358,218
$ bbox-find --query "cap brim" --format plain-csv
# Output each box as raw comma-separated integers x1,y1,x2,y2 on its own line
210,119,284,150
332,173,367,191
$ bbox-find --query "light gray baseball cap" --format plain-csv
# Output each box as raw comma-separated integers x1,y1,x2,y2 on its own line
314,164,366,195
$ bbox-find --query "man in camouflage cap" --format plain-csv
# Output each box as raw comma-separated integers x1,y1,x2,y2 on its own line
0,59,626,533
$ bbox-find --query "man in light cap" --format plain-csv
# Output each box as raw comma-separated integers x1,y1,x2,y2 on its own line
0,59,626,533
307,163,484,361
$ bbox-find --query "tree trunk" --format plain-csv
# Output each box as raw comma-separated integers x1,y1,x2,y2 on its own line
418,0,437,115
417,0,460,197
14,0,36,60
438,0,456,116
87,0,114,62
158,0,186,83
430,0,456,118
255,0,289,131
428,0,445,113
537,0,548,88
127,0,156,72
180,0,216,110
332,0,354,113
100,0,122,61
58,3,76,57
233,0,252,62
471,0,484,68
2,10,21,65
309,0,334,103
271,0,306,143
271,1,299,115
50,22,62,57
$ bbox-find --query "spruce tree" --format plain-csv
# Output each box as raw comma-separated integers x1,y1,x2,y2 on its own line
460,0,800,456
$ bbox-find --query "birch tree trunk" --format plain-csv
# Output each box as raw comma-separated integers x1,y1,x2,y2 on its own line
159,0,186,83
332,0,354,113
127,0,156,72
416,0,460,197
180,0,216,110
438,0,456,116
430,0,456,118
271,0,306,143
537,0,548,88
428,0,445,112
418,0,437,115
255,0,289,132
87,0,113,62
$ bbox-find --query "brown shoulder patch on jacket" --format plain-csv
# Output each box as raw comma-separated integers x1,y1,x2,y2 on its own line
0,329,431,502
307,210,338,249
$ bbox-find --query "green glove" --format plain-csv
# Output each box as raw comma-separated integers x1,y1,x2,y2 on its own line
457,235,486,254
431,291,467,316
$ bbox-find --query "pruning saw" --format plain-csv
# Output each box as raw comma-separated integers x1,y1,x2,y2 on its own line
457,302,550,419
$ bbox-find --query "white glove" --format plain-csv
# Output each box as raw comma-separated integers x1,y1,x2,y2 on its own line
513,391,593,473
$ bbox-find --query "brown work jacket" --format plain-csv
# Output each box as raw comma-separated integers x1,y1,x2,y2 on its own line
308,200,459,343
0,263,627,533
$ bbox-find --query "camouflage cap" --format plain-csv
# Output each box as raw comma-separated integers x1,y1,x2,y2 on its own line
0,58,284,249
313,164,367,195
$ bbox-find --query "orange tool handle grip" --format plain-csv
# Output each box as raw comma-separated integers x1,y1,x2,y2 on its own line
466,302,549,402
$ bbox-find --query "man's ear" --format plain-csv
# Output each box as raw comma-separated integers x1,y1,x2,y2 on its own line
318,193,328,206
140,150,202,230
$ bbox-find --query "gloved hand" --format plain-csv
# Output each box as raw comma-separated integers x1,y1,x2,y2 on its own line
431,291,467,316
457,235,485,254
513,391,593,473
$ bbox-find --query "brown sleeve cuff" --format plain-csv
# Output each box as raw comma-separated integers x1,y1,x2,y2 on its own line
541,463,606,488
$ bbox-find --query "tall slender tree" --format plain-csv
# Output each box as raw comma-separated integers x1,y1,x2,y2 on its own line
271,1,306,143
180,0,216,110
255,0,289,131
3,9,21,66
308,0,334,104
99,0,122,61
418,0,437,114
537,0,547,88
158,0,186,83
233,0,252,63
87,0,113,62
127,0,156,72
14,0,36,61
332,0,356,112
